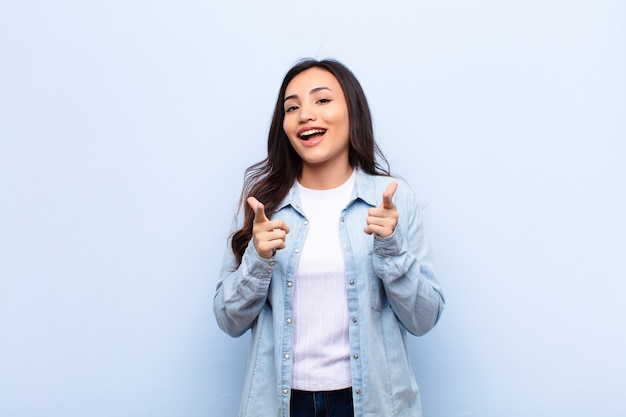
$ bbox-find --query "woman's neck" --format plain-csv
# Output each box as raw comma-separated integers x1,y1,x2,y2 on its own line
298,163,354,190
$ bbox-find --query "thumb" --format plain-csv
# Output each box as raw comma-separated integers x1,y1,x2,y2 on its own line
382,181,398,209
247,196,269,223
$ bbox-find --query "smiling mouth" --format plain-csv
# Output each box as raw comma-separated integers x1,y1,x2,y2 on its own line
298,128,327,141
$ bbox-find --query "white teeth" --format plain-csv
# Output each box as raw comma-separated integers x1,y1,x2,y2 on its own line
300,129,326,138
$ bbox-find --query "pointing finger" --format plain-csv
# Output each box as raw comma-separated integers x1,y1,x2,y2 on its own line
246,196,269,223
382,181,398,209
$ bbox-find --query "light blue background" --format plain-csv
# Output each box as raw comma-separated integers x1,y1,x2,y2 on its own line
1,1,625,416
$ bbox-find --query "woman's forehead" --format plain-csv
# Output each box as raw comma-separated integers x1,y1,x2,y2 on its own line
285,67,342,96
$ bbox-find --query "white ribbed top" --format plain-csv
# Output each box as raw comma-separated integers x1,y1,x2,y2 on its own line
291,171,356,391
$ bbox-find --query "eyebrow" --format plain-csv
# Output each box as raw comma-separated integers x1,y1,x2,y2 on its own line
284,86,332,102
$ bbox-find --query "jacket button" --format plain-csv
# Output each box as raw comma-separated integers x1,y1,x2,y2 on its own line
353,354,359,360
355,389,362,395
284,354,290,360
283,388,289,395
294,248,300,253
349,280,355,286
286,318,292,324
287,281,293,287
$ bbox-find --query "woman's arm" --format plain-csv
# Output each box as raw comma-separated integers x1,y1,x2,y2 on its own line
372,187,445,336
213,200,288,337
213,237,275,337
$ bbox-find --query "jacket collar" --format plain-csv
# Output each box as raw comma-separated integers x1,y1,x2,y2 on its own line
351,168,378,207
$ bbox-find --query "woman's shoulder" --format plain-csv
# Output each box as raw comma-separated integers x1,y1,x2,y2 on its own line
360,170,419,208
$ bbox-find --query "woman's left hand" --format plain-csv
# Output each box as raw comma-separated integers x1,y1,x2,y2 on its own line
364,181,398,237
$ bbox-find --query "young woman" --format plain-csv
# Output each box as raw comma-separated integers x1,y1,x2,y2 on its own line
214,59,445,417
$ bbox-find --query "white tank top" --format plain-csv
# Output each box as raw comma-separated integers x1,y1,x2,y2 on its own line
291,170,356,391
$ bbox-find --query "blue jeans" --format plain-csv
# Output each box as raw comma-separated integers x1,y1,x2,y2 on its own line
290,388,354,417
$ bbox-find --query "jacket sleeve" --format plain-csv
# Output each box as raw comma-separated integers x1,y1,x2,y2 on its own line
213,215,275,338
372,188,445,336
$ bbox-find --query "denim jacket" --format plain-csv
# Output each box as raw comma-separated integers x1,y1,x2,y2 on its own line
213,169,445,417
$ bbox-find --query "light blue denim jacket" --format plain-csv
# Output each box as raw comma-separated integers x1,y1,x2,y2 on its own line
214,169,445,417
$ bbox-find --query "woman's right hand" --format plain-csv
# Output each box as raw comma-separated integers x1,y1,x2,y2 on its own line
246,197,290,258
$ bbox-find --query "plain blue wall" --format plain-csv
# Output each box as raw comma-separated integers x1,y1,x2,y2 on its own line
1,1,625,416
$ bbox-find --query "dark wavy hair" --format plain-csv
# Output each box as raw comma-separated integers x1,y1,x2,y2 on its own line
231,58,390,266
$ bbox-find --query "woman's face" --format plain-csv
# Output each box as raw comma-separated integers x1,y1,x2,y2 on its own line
282,67,350,172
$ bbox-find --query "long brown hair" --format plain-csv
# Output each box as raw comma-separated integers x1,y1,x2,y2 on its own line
231,58,390,266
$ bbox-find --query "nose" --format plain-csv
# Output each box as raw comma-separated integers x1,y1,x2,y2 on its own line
298,103,316,123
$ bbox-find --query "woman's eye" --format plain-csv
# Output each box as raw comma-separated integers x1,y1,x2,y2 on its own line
317,98,331,104
285,105,298,113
